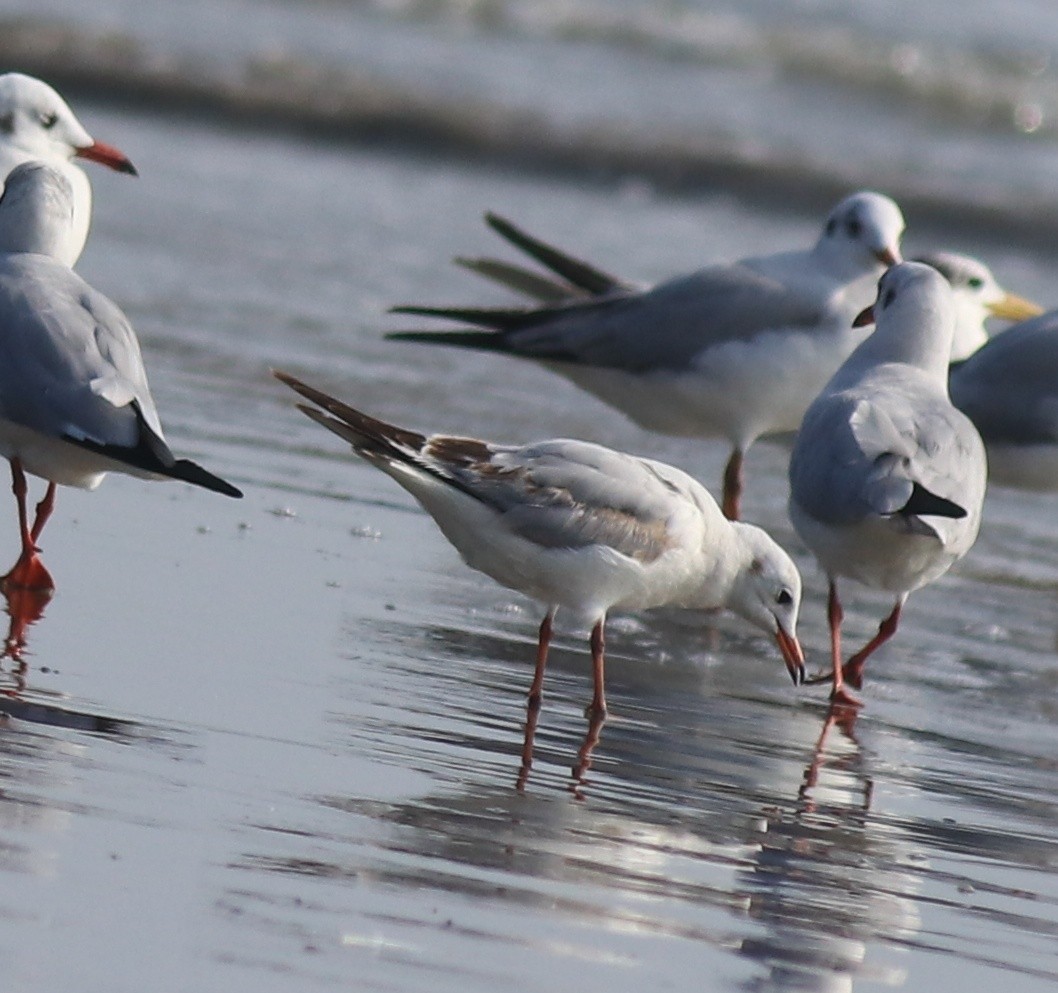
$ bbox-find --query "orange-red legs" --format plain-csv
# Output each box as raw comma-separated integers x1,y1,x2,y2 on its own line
1,460,55,593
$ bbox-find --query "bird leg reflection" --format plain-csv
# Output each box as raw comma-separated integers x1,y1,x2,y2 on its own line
798,704,868,813
1,460,55,592
0,579,51,698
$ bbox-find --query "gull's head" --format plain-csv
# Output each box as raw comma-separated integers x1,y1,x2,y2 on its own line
915,251,1043,361
852,261,959,376
0,161,76,258
729,524,805,687
816,190,905,278
0,73,137,175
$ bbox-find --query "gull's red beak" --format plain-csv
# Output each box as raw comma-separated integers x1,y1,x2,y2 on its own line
76,140,138,176
853,304,875,328
776,625,805,686
875,246,901,267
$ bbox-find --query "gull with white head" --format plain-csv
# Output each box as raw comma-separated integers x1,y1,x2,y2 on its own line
0,162,241,592
914,251,1042,361
275,370,805,726
788,261,987,707
389,191,905,521
0,72,137,266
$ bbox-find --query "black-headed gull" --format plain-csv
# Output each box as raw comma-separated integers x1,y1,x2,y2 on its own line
274,371,805,719
0,72,137,267
914,251,1042,361
389,191,905,521
0,162,241,592
949,307,1058,491
788,262,986,707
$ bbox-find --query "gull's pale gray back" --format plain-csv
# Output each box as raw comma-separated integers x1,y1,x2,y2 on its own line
434,437,702,563
0,161,74,258
0,252,162,449
950,310,1058,444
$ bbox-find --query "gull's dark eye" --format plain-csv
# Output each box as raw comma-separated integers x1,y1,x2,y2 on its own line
967,276,984,290
776,589,793,607
846,217,862,238
825,218,837,236
882,287,897,308
39,112,58,130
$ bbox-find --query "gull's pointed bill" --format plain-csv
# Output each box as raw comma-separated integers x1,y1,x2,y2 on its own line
76,140,138,176
274,370,806,722
389,191,905,521
0,162,240,592
0,73,137,267
789,261,986,707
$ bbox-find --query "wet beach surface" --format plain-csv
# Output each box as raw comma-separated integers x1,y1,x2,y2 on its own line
0,101,1057,992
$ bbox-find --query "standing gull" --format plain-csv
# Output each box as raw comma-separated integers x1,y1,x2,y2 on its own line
389,191,905,521
274,370,805,722
0,73,137,266
0,162,241,591
788,262,987,707
949,307,1058,490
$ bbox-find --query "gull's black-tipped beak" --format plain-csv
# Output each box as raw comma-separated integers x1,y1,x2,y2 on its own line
76,140,138,176
776,625,806,686
853,304,875,328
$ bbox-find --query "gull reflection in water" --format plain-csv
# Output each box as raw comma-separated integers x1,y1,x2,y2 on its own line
737,705,918,992
0,582,52,695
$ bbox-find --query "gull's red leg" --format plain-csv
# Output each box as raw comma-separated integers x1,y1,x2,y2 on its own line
30,482,57,543
1,460,54,593
519,609,556,782
587,618,607,718
827,580,861,708
843,597,905,689
527,610,554,710
571,707,606,792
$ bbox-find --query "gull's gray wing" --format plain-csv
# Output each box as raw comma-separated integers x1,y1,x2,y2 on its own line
274,372,699,563
950,311,1058,444
0,254,161,447
791,369,984,532
430,436,699,562
392,259,829,373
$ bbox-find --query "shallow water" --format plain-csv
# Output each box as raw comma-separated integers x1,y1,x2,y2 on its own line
1,83,1058,993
